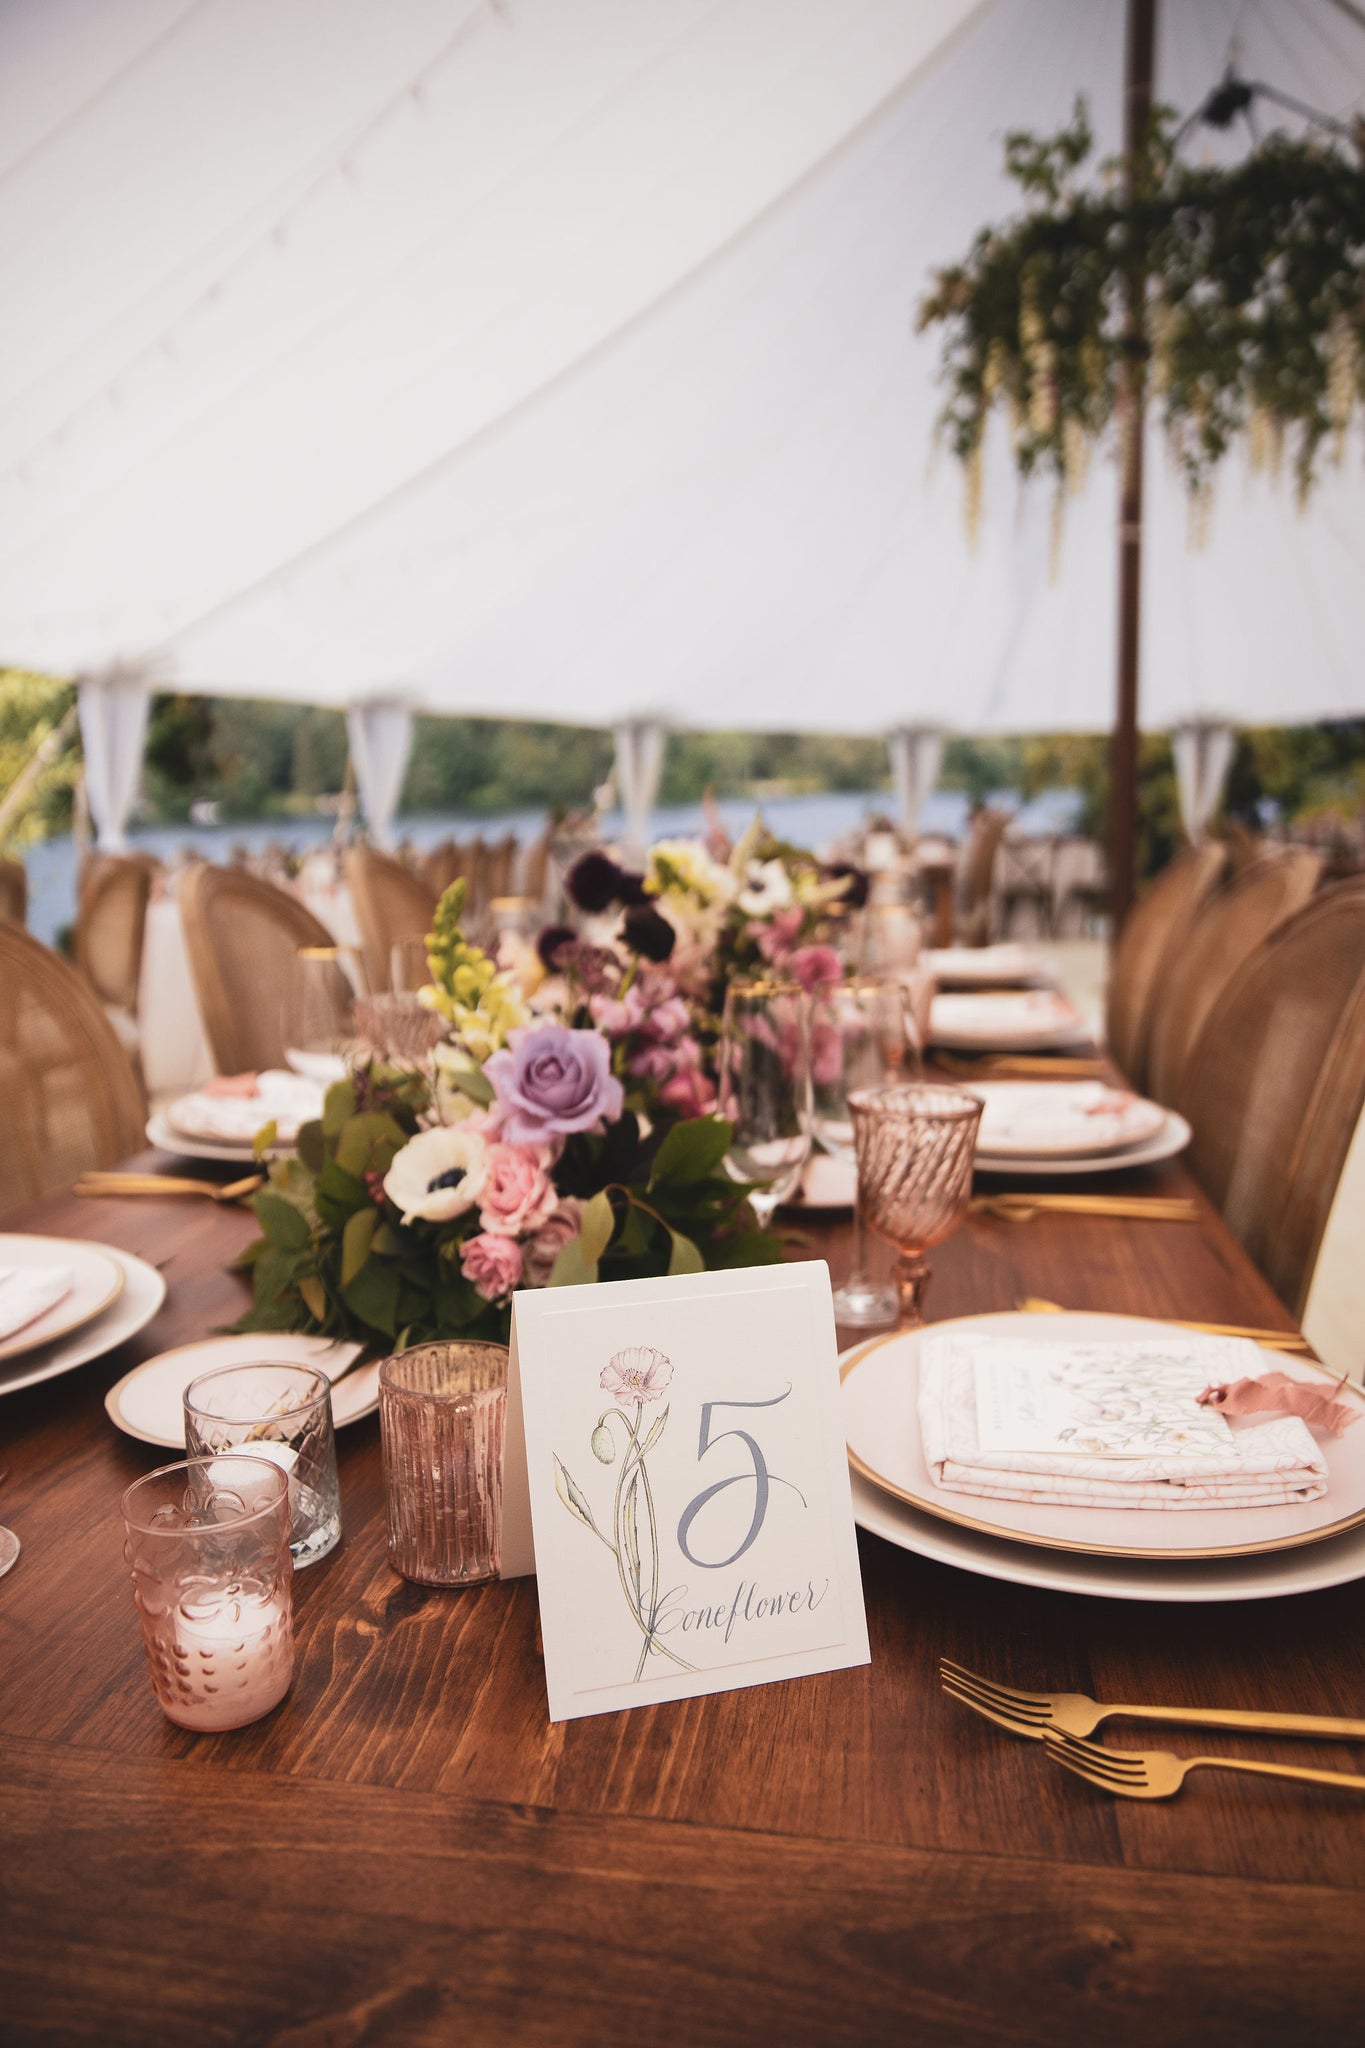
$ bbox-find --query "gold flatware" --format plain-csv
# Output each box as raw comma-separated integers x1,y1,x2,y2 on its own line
1016,1295,1314,1352
935,1052,1110,1080
75,1172,265,1204
973,1193,1198,1223
939,1659,1365,1744
1044,1727,1365,1801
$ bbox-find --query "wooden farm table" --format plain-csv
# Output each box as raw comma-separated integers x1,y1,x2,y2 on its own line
2,1140,1364,2047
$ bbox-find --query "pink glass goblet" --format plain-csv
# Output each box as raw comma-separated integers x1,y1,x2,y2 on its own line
847,1084,982,1328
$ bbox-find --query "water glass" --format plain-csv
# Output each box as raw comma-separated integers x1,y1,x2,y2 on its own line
717,977,813,1225
811,978,920,1327
848,1083,983,1327
281,944,359,1082
120,1456,295,1732
379,1341,508,1586
184,1362,342,1569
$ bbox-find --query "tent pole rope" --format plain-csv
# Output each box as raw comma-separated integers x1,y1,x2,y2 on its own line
1110,0,1157,935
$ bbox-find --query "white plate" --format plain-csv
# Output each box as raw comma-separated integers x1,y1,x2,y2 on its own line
147,1111,292,1165
0,1246,166,1396
0,1236,125,1362
929,990,1090,1052
850,1469,1365,1603
785,1153,858,1210
105,1332,370,1447
975,1109,1192,1177
926,944,1042,988
166,1071,323,1147
842,1313,1365,1561
964,1081,1168,1159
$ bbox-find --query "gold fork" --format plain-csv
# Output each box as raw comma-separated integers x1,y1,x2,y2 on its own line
939,1659,1365,1743
1044,1727,1365,1801
1016,1295,1315,1353
973,1194,1198,1224
75,1171,265,1203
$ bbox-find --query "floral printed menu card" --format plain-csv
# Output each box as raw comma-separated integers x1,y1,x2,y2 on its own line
505,1263,870,1722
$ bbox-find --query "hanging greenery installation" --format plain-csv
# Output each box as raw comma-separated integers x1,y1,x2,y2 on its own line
918,99,1365,542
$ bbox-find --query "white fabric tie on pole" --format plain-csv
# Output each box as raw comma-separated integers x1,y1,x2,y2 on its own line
613,719,666,852
1171,721,1236,841
887,726,944,836
346,698,414,849
76,668,152,850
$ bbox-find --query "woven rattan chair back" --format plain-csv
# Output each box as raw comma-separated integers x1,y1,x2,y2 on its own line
1179,876,1365,1320
521,830,551,907
344,845,437,994
957,809,1009,946
181,866,336,1074
75,854,154,1013
0,925,146,1214
0,857,26,924
1105,841,1225,1088
484,833,519,904
418,839,461,901
1147,849,1322,1107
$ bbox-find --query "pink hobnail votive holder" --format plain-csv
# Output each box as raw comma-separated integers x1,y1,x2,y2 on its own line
120,1456,295,1732
379,1341,508,1586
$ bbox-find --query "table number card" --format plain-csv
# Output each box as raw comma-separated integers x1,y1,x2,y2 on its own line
504,1262,869,1722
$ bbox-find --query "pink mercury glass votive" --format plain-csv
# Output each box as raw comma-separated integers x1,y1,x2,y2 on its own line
120,1456,295,1732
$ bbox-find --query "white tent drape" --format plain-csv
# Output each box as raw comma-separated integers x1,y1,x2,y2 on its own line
1172,721,1237,843
76,669,152,850
613,719,667,851
887,727,944,836
345,699,414,849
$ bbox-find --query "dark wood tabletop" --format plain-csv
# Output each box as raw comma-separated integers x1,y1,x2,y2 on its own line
2,1132,1363,2048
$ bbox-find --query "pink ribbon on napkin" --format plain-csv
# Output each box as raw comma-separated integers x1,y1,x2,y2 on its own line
1197,1372,1360,1438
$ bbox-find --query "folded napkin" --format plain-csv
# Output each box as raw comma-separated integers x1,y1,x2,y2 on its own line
0,1264,74,1342
167,1070,323,1145
918,1331,1328,1510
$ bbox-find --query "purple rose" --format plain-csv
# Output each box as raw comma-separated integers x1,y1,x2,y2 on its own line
485,1022,624,1145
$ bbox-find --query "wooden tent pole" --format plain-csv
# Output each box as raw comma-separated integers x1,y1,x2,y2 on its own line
1110,0,1157,933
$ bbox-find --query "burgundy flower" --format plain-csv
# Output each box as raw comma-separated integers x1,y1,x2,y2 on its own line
622,903,676,962
536,923,576,971
566,851,628,913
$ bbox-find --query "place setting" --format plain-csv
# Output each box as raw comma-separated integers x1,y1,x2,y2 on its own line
0,1230,166,1401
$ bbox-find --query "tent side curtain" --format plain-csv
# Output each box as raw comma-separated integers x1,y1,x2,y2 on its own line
346,700,414,849
1171,721,1237,842
887,727,944,835
613,719,668,851
77,670,152,851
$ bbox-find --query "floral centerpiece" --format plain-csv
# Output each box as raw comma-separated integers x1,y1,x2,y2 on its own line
232,880,785,1351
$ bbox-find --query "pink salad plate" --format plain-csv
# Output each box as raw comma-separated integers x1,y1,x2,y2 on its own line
966,1081,1169,1159
841,1311,1365,1563
927,989,1090,1052
0,1235,125,1363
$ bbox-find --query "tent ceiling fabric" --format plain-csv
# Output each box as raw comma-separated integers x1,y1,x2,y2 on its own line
1,0,1363,737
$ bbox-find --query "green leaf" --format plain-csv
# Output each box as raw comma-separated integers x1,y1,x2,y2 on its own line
649,1115,733,1190
372,1221,403,1257
253,1192,311,1251
342,1258,401,1337
618,1204,654,1259
640,1403,670,1455
711,1227,788,1269
296,1119,325,1173
666,1227,704,1276
553,1454,600,1535
548,1236,599,1288
298,1276,327,1323
622,1471,641,1605
316,1158,369,1228
335,1111,407,1179
442,1062,495,1107
251,1118,278,1161
341,1204,379,1288
578,1188,616,1265
322,1079,357,1136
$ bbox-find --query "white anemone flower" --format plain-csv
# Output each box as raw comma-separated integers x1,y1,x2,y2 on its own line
383,1124,489,1224
737,859,793,918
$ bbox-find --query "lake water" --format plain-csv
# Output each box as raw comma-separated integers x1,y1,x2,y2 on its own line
21,785,1082,948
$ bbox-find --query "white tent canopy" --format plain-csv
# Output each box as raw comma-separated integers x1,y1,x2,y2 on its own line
2,0,1364,739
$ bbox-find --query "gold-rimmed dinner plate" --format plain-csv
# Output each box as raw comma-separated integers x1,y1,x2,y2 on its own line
841,1311,1365,1563
0,1236,125,1362
105,1332,373,1447
973,1108,1192,1178
0,1245,165,1396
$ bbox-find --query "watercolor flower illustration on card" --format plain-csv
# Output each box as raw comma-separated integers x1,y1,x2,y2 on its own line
553,1346,694,1683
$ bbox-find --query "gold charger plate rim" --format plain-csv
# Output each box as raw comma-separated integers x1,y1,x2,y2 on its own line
841,1311,1365,1562
0,1236,126,1361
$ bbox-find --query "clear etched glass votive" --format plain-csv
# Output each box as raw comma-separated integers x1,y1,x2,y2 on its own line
379,1341,508,1586
183,1361,342,1568
120,1456,295,1732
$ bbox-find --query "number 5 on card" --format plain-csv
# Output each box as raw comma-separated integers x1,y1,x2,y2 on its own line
504,1263,870,1722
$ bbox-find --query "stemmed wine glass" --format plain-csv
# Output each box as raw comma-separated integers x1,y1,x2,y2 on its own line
281,945,360,1083
718,978,812,1226
810,978,920,1326
848,1084,983,1327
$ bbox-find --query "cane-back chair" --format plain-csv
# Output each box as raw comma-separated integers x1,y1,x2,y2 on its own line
181,866,336,1074
344,845,437,995
1105,841,1226,1089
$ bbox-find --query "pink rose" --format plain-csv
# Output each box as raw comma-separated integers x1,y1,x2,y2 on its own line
756,906,804,963
627,1042,676,1085
788,945,842,994
590,985,647,1037
460,1232,523,1302
642,995,691,1043
521,1199,584,1287
659,1065,717,1117
478,1142,558,1238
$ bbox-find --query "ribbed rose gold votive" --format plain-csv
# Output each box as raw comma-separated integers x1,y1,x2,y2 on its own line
379,1341,508,1586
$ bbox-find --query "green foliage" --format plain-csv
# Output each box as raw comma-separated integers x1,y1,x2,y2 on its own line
0,670,78,849
920,99,1365,511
